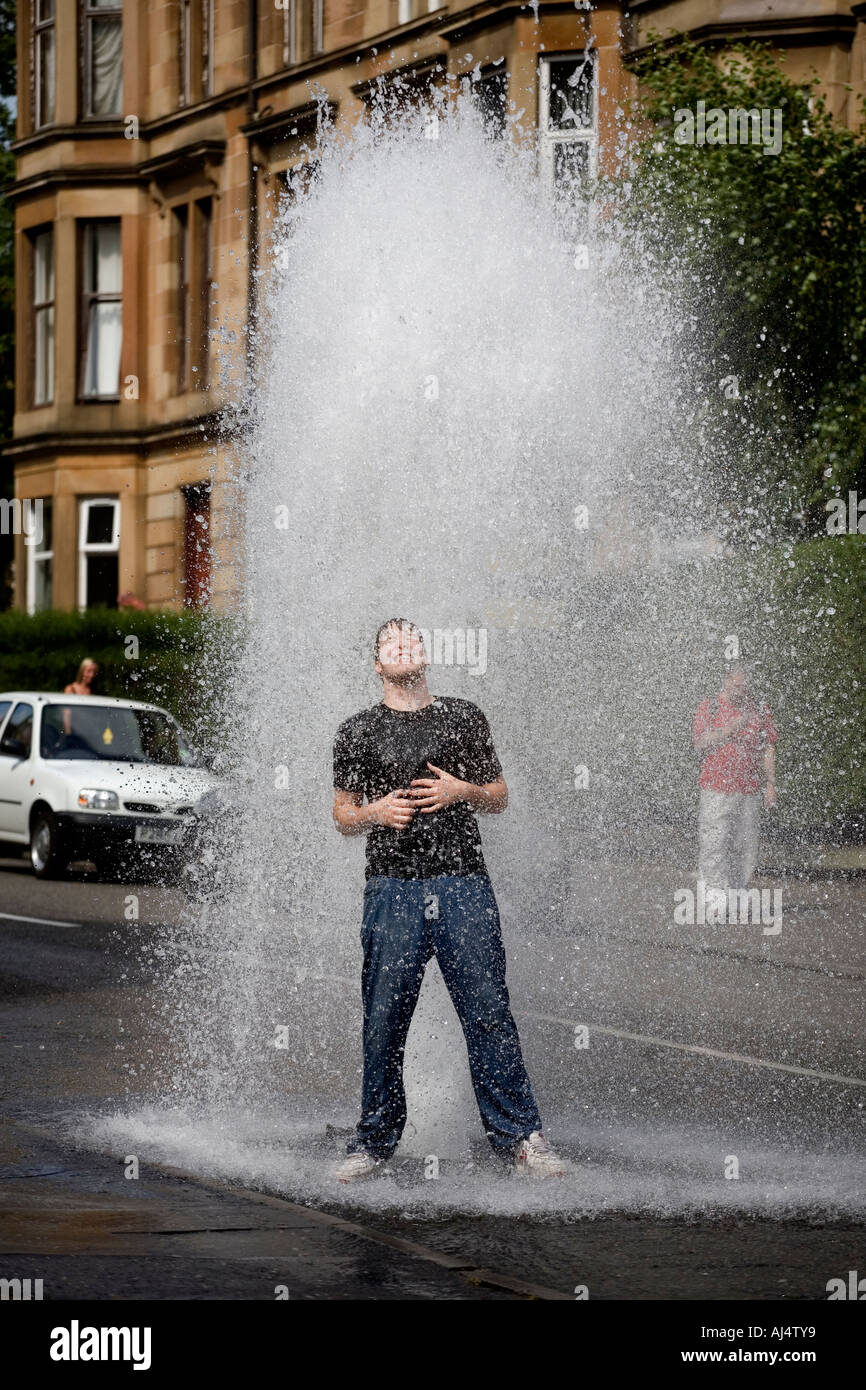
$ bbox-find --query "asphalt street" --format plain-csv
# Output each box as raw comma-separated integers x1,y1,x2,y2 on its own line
1,847,864,1302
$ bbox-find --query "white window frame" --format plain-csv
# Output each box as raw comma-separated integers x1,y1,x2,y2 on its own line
32,225,55,406
180,0,192,105
79,218,123,400
34,0,56,128
77,497,120,611
398,0,443,19
203,0,213,97
312,0,323,55
538,52,598,196
180,0,212,105
26,500,53,615
281,0,297,67
82,0,123,119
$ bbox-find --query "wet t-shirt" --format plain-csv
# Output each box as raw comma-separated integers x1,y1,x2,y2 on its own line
693,692,778,794
332,696,503,880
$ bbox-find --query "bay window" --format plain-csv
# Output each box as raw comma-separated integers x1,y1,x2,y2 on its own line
79,220,122,399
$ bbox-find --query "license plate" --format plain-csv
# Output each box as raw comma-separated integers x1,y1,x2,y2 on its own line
134,823,184,846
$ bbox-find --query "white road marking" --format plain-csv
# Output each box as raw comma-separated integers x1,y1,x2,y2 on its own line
0,910,84,929
4,914,862,1089
520,1009,866,1088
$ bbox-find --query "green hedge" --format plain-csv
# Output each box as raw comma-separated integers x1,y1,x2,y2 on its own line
722,534,866,831
0,607,239,746
2,540,863,835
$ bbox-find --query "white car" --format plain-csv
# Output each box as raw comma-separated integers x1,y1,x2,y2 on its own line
0,692,221,879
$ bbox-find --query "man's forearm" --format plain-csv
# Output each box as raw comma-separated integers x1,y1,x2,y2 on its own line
461,780,508,813
763,746,776,786
334,801,379,835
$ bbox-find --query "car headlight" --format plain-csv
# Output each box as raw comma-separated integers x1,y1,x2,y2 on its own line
78,788,119,811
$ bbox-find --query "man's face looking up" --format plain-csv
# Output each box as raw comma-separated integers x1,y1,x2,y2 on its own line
375,624,429,683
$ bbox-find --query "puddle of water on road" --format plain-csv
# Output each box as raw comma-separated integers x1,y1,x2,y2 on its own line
72,1104,866,1222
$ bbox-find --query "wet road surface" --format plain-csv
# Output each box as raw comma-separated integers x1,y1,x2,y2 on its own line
1,852,864,1300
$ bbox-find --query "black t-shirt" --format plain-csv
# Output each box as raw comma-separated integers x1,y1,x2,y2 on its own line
332,696,503,880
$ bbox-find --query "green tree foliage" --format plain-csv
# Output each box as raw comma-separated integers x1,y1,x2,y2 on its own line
612,37,866,540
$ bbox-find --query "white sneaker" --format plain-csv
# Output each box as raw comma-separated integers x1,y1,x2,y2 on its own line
335,1150,384,1184
513,1131,568,1178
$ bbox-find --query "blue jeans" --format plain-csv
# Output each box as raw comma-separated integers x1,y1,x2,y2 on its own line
347,873,542,1160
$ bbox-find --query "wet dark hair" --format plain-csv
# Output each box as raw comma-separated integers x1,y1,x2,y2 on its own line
374,617,422,660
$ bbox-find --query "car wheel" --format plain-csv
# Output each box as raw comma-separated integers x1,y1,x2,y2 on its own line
30,810,67,880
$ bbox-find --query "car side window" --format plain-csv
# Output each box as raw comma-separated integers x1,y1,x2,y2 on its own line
4,703,34,757
0,701,12,735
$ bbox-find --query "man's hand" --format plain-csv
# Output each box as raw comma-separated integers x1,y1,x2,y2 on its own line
409,763,468,814
763,782,778,810
371,788,417,830
333,787,416,834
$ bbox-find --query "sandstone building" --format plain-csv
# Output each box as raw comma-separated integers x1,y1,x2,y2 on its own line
7,1,866,611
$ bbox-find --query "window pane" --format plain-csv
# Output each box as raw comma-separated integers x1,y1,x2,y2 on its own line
34,229,54,301
85,502,117,545
37,30,55,125
85,552,118,607
183,486,211,606
37,501,53,553
175,205,189,386
41,704,200,767
83,300,122,394
7,703,34,755
33,555,53,611
37,0,55,20
553,140,590,188
34,228,55,403
181,0,191,101
548,58,594,131
0,701,11,730
84,222,122,293
34,306,54,405
472,71,507,139
89,16,123,115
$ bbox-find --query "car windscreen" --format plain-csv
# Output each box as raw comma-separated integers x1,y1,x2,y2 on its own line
40,704,203,767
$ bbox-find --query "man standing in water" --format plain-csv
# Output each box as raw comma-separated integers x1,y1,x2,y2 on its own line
332,618,566,1182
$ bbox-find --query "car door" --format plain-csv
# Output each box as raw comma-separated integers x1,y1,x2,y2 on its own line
0,702,35,838
0,700,13,834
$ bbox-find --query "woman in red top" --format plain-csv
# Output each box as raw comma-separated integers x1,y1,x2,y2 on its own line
692,663,778,891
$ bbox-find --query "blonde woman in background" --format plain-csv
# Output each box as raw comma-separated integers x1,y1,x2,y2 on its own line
65,658,98,696
63,658,99,735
